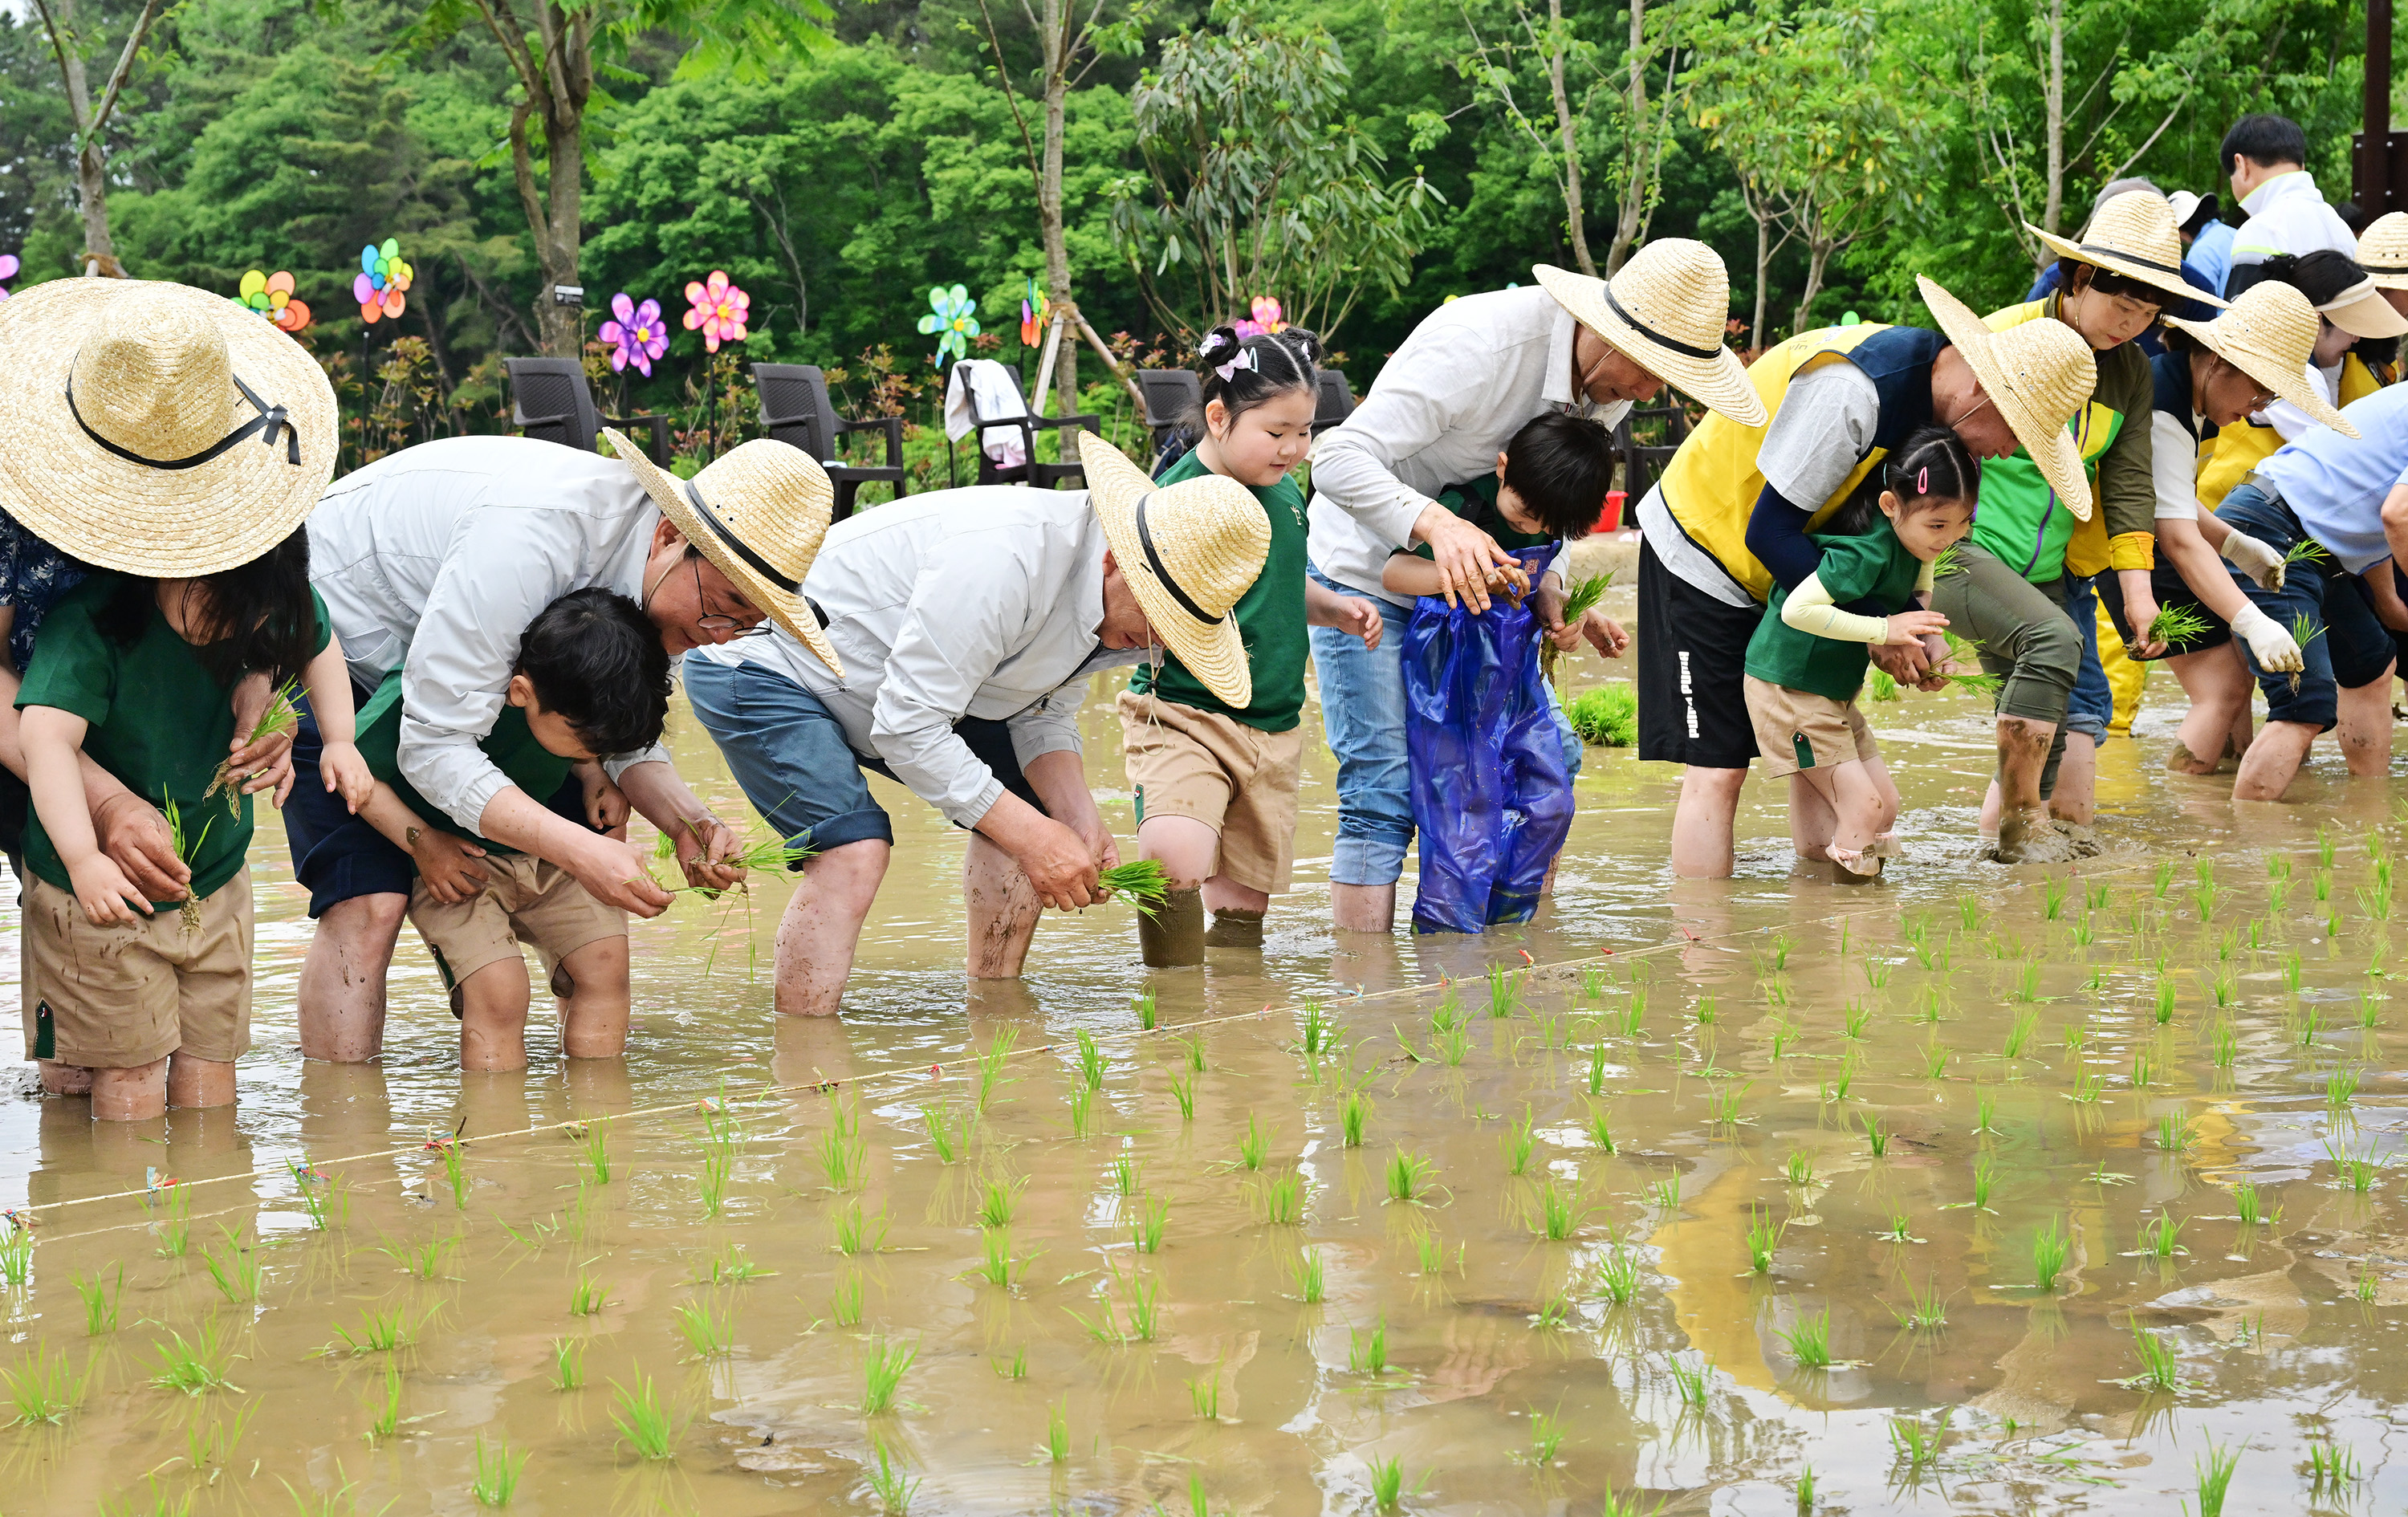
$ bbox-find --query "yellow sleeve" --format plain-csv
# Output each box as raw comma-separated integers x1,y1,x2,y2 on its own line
2108,531,2156,572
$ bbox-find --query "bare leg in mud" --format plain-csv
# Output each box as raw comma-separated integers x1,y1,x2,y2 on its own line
1993,716,2058,860
767,840,889,1018
964,833,1043,978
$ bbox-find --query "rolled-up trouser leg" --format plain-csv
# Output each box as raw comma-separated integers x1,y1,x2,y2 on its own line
1930,542,2083,797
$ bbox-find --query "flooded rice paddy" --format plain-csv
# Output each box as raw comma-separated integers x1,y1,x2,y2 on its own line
7,623,2408,1514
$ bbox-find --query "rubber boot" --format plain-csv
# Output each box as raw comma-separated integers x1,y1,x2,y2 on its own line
1204,908,1265,950
1140,887,1206,968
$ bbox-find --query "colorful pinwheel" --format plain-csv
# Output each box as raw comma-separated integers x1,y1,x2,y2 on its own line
1019,276,1049,348
682,270,750,352
0,254,18,303
1235,295,1287,339
236,270,311,333
353,238,413,323
600,292,669,376
918,283,979,362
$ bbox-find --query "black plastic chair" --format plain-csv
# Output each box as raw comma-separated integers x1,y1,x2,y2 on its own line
961,364,1098,488
504,357,669,463
1311,368,1357,436
753,364,906,522
1614,401,1694,498
1135,369,1201,473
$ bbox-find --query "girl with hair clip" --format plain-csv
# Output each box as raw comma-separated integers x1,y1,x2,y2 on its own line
1741,429,1975,878
1120,325,1382,967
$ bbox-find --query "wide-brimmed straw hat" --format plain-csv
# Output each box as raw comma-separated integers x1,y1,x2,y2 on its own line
0,278,337,576
1532,241,1767,428
2358,212,2408,289
1076,431,1269,710
2164,283,2360,436
604,430,843,674
1916,275,2100,521
2028,190,2227,309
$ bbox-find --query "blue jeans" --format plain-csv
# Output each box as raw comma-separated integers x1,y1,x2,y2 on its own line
2062,574,2112,742
1311,569,1415,886
2215,482,2396,730
682,657,897,852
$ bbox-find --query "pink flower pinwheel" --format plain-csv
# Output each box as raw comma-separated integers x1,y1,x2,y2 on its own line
682,270,750,352
1234,295,1286,339
600,292,669,376
0,254,18,302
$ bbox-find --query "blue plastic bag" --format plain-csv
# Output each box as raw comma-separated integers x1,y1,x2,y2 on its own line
1402,543,1574,934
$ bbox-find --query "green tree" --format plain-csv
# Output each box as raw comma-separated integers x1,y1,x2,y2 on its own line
26,0,167,270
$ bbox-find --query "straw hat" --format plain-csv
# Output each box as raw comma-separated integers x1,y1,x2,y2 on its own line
2027,190,2227,308
603,430,844,675
1531,241,1767,428
2164,283,2360,436
2358,212,2408,289
1076,431,1269,710
0,278,336,576
1916,275,2100,521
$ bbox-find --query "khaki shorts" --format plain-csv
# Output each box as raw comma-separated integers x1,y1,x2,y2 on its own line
1744,675,1879,779
22,868,253,1068
1117,690,1303,895
409,852,624,990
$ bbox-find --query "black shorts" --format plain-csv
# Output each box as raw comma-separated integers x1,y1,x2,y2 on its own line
2097,563,2231,661
1636,537,1763,770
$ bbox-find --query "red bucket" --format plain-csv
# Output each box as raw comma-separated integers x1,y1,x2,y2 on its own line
1592,489,1627,535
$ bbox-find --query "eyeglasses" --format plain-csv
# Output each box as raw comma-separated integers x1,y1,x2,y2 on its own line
646,552,766,637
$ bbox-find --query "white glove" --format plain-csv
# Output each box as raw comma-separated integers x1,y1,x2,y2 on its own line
2220,531,2286,591
2229,603,2304,673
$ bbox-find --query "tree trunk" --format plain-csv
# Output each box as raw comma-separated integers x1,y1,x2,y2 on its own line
535,97,584,357
2040,0,2064,242
1605,0,1648,273
1751,197,1771,352
1795,234,1832,335
33,0,163,273
1039,0,1076,413
1546,0,1595,277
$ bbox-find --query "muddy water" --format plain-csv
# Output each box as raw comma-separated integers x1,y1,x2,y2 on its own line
4,628,2408,1515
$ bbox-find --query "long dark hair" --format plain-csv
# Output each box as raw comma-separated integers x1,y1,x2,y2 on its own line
98,526,317,687
1186,325,1323,435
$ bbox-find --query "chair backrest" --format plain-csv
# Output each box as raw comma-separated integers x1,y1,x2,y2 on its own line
1312,368,1356,434
956,358,1031,426
505,357,599,452
753,363,838,461
1617,401,1693,497
1135,368,1200,432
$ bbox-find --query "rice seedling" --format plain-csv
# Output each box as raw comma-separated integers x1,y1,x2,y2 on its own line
1694,994,1717,1025
2013,962,2042,1002
2001,1009,2038,1059
2089,880,2112,909
2154,859,2174,899
1584,1039,1609,1096
919,1101,969,1165
1433,1023,1470,1066
2211,1021,2239,1068
2,1347,86,1425
1597,1246,1642,1305
2287,611,2328,691
2324,1135,2382,1194
1588,1107,1616,1154
287,1158,349,1231
1866,954,1895,988
1385,1149,1436,1203
2068,1070,2105,1103
2154,978,2178,1023
1237,1114,1271,1170
2316,868,2335,903
2298,1007,2327,1045
2029,1217,2070,1292
1746,1206,1782,1273
1347,1316,1389,1376
860,1336,917,1415
1886,1275,1949,1332
2062,1023,2087,1055
1338,1087,1370,1147
1169,1068,1198,1120
2233,1182,2265,1227
1649,1174,1682,1211
2139,1213,2186,1260
975,1028,1018,1113
992,1348,1027,1381
1621,986,1647,1037
549,1336,585,1390
1778,1308,1833,1369
73,1266,120,1336
1770,1020,1799,1059
2320,824,2337,867
1843,1003,1871,1039
1121,1271,1162,1341
1287,1245,1326,1303
2211,970,2237,1007
2361,991,2384,1029
1414,1230,1447,1275
1582,965,1606,999
2131,1048,2155,1088
610,1374,678,1460
330,1306,411,1356
1707,1080,1751,1128
1297,997,1329,1058
1889,1411,1949,1474
2327,1064,2362,1108
364,1360,404,1442
1861,1112,1889,1157
1971,1155,1998,1210
1186,1369,1221,1421
2194,1442,2240,1517
2158,1113,2194,1152
1525,1409,1565,1466
835,1199,892,1255
673,1299,732,1360
1042,1397,1070,1462
1256,1171,1308,1226
1796,1466,1816,1511
148,1321,234,1396
1106,1153,1141,1198
1097,858,1171,916
2072,915,2096,948
1541,571,1614,680
1784,1150,1815,1188
1072,1028,1107,1092
1487,963,1520,1017
976,1173,1024,1230
1666,1352,1714,1407
569,1271,610,1316
151,1183,192,1258
1975,1094,1999,1133
470,1435,529,1507
1771,932,1796,970
695,1147,734,1218
2128,1324,2183,1393
2147,601,2215,648
1134,988,1158,1031
1824,1057,1857,1104
1530,1177,1588,1241
578,1116,612,1186
0,1227,30,1291
830,1271,864,1328
2308,1441,2358,1492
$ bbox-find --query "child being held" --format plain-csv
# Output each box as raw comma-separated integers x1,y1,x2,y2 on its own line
19,530,372,1121
352,588,670,1072
1741,427,1975,877
1382,412,1627,933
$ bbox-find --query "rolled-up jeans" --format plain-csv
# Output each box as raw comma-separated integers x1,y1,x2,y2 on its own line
1310,567,1416,886
1929,540,2084,799
2061,573,2113,742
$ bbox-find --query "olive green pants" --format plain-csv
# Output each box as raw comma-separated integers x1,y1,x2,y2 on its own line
1929,541,2085,799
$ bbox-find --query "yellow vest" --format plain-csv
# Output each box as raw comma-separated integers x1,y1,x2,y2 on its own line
1655,323,1902,602
2199,354,2391,510
1980,299,2129,578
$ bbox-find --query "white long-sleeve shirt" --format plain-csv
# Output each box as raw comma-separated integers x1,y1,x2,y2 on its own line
1307,286,1626,606
307,436,673,835
689,487,1144,828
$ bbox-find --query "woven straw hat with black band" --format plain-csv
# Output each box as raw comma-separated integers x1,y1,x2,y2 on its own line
0,278,337,576
604,430,844,675
1531,240,1767,428
2360,212,2408,291
1077,431,1269,710
1916,275,2101,522
2028,190,2227,310
2164,283,2360,436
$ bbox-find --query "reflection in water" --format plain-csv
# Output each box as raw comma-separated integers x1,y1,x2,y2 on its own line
2,646,2406,1511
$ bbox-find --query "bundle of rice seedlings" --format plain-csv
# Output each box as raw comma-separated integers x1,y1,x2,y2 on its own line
2288,612,2327,693
1937,632,2003,697
161,793,212,933
1865,668,1901,702
1931,544,1969,579
204,677,300,813
1564,685,1637,746
1539,571,1613,684
2283,539,2329,569
1099,859,1172,917
2146,603,2215,649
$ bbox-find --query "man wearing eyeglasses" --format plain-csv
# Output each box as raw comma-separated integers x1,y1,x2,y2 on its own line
283,434,826,1063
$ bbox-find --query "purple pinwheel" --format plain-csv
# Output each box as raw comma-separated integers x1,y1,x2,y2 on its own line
0,254,18,302
600,292,669,377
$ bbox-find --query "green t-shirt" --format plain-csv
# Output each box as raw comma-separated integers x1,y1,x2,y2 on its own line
356,668,574,855
16,575,331,908
1744,528,1922,702
1404,473,1558,560
1127,446,1308,732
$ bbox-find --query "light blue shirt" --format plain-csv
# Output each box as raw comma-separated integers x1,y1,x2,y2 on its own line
2188,221,2236,296
2256,383,2408,573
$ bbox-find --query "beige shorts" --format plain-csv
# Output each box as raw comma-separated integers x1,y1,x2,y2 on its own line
409,852,625,990
22,867,253,1068
1744,675,1879,779
1117,690,1303,895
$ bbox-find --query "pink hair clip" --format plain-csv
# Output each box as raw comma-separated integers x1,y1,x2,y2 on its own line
1917,466,1929,494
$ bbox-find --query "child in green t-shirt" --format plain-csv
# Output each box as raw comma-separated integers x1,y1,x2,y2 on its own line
352,588,670,1072
1741,428,1975,878
18,530,372,1121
